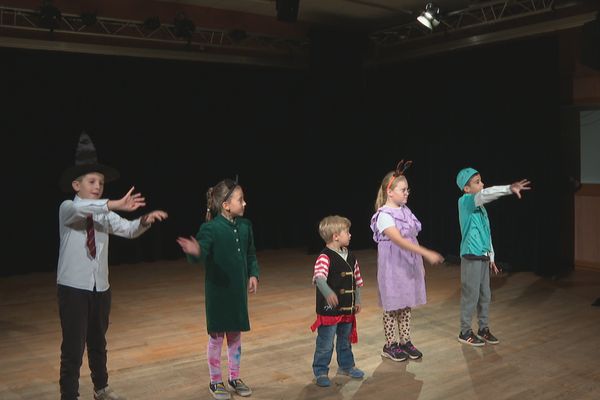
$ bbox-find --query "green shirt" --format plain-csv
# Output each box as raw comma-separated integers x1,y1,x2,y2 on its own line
188,214,259,333
458,193,492,257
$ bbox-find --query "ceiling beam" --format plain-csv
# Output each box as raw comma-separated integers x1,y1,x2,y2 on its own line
367,0,598,66
0,5,308,68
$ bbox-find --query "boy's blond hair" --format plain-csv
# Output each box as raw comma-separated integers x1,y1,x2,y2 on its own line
318,215,351,243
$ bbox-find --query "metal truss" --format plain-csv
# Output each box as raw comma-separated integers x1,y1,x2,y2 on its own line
370,0,577,47
0,5,308,57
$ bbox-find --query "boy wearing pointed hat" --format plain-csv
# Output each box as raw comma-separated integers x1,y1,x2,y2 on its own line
57,132,168,400
456,167,530,347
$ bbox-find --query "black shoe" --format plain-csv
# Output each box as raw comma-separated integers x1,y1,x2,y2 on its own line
381,343,408,361
401,341,423,359
477,327,499,344
458,330,485,346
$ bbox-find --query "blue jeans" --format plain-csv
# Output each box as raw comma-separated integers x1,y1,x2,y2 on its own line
312,322,355,377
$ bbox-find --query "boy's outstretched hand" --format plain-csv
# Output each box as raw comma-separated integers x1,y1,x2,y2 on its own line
510,179,531,199
109,186,146,212
176,236,201,257
141,210,168,226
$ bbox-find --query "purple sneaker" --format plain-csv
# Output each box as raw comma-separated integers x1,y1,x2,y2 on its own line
401,341,423,359
381,343,408,362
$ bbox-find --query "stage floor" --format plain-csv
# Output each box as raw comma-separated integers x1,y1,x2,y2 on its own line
1,248,600,400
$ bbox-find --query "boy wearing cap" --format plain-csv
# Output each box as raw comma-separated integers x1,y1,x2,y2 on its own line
456,167,530,346
57,132,167,400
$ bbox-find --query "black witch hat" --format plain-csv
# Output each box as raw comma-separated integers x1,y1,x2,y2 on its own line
59,132,120,192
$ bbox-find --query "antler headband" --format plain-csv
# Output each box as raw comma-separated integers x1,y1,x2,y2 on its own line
386,160,413,192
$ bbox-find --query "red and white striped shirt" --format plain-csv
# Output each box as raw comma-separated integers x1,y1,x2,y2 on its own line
312,252,363,287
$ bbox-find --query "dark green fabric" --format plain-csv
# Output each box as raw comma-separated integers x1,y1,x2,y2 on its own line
187,214,259,333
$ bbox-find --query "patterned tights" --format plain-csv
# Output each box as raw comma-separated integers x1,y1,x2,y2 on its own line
207,332,241,383
383,307,411,345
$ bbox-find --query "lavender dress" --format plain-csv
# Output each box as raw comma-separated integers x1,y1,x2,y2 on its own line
370,206,426,311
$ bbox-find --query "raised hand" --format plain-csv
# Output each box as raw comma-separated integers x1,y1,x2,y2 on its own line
141,210,168,226
510,179,531,199
109,186,146,212
176,236,200,257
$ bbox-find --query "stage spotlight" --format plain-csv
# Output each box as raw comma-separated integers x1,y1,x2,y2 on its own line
417,2,440,30
143,16,161,31
173,12,195,40
38,0,61,32
80,12,97,26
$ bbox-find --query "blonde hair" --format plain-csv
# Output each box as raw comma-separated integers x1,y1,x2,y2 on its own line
374,171,407,210
318,215,351,243
205,179,239,221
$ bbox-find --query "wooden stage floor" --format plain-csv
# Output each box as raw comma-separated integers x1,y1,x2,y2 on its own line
1,248,600,400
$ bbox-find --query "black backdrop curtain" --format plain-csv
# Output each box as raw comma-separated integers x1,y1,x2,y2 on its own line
1,34,570,277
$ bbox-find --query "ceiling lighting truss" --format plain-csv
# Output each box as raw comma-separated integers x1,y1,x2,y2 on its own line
371,0,565,47
0,6,307,56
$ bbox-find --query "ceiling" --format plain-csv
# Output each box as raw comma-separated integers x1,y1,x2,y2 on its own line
161,0,473,30
0,0,597,67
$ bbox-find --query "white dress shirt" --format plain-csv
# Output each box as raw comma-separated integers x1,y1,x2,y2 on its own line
473,185,512,262
56,195,149,291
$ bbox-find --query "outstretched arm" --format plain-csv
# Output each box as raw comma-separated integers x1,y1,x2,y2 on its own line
510,179,531,199
383,226,444,265
108,186,146,212
141,210,168,227
176,236,201,257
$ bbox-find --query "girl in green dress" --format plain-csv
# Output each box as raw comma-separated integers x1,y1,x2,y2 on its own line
177,178,259,399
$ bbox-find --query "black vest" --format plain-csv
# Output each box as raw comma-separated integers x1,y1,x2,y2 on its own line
315,247,357,316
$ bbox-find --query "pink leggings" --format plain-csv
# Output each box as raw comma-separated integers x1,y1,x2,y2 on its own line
207,332,242,383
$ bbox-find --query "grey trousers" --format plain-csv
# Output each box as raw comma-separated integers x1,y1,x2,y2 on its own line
460,258,491,335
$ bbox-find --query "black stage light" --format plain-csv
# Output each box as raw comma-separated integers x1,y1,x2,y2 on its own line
174,12,195,40
39,0,61,32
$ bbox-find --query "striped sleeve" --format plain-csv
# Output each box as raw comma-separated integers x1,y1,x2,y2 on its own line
312,254,330,282
354,259,364,287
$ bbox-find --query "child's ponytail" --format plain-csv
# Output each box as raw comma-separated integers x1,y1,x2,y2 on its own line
205,186,215,221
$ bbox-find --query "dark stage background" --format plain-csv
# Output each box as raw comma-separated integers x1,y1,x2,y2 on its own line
1,33,573,278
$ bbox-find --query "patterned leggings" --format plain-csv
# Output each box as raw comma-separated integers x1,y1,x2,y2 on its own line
207,332,242,384
382,308,411,345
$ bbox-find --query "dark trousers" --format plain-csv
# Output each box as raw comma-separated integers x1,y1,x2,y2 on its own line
57,284,111,400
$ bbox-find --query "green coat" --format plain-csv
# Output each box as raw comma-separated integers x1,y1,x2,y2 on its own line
188,214,259,333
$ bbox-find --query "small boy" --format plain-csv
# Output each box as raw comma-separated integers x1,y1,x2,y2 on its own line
309,215,365,387
57,132,167,400
456,167,530,346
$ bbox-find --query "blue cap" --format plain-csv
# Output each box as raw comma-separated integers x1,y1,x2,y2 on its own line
456,167,479,190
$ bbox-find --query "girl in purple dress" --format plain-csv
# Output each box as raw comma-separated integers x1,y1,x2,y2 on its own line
370,161,444,361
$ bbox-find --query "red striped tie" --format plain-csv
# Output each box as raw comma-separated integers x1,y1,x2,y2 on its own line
86,216,96,258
